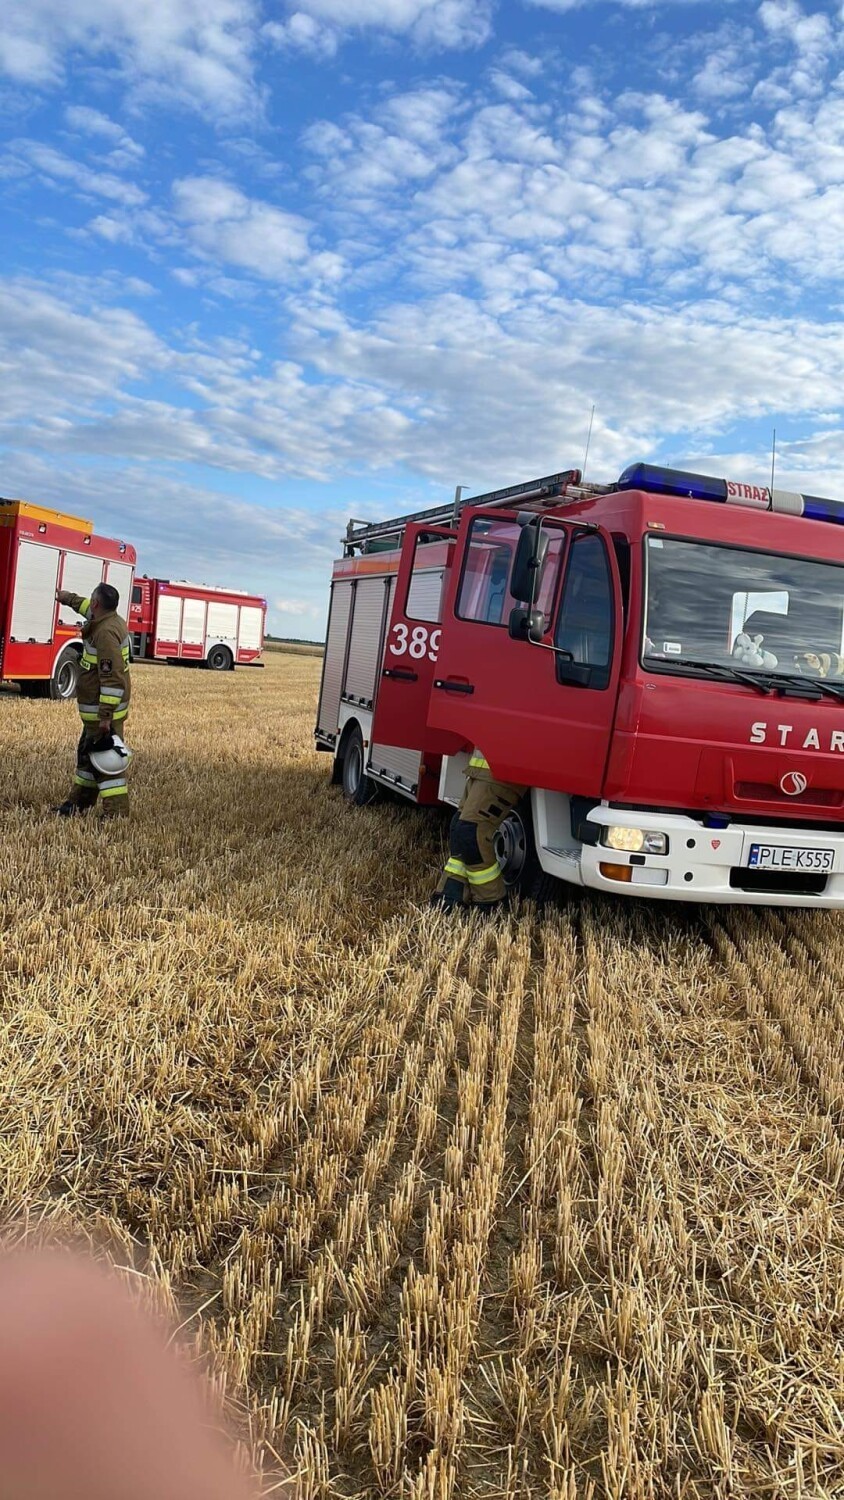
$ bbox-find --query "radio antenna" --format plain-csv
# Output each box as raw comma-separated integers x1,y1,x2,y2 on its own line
582,403,596,482
770,427,776,503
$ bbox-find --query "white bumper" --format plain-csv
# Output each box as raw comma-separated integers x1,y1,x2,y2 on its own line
552,805,844,908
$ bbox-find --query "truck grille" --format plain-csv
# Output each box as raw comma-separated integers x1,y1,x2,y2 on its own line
729,868,829,896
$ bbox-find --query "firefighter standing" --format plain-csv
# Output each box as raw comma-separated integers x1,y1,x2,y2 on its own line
431,750,526,913
54,583,132,817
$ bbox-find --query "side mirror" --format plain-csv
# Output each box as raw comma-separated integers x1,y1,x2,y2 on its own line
509,517,549,602
508,605,545,643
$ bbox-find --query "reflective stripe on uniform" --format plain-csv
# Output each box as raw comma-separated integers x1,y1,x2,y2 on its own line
466,862,502,886
444,857,468,879
100,782,128,798
99,692,124,706
79,599,91,616
469,752,489,770
81,705,128,721
74,771,97,788
81,653,98,669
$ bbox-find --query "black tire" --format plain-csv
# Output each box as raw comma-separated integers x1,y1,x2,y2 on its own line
340,724,379,806
493,794,560,903
48,647,80,702
207,645,233,672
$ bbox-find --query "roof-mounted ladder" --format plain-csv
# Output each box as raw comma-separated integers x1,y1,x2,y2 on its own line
342,467,614,555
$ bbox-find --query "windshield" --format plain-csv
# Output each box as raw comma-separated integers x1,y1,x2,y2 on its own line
643,536,844,682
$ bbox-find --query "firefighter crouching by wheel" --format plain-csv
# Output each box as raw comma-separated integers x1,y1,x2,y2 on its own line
54,583,132,818
431,750,526,914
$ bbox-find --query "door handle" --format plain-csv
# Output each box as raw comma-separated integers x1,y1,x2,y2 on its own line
383,667,418,682
434,679,475,695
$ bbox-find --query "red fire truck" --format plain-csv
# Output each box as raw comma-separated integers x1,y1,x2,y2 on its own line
0,498,135,699
316,463,844,908
128,578,266,670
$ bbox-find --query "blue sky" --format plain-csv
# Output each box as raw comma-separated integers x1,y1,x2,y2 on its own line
1,0,842,635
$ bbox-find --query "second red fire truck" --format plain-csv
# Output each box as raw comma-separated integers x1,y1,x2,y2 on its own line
128,578,266,669
316,463,844,909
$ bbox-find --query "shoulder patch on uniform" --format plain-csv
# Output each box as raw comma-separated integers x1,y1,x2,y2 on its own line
99,658,113,675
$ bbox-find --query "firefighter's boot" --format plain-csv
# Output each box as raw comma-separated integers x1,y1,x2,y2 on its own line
56,780,99,816
430,873,469,912
99,784,129,818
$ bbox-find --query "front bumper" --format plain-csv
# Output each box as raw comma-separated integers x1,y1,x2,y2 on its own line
578,807,844,908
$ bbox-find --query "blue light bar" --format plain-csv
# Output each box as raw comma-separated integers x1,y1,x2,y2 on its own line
618,463,728,502
617,462,844,527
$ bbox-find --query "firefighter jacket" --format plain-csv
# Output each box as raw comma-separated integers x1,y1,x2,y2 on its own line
57,593,131,729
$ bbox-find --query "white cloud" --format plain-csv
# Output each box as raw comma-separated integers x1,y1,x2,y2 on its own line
172,175,342,282
65,105,128,144
527,0,714,9
263,12,339,57
303,87,461,212
488,68,535,102
274,596,322,617
754,0,836,101
6,139,147,205
64,104,145,162
269,0,492,52
498,48,546,78
0,0,259,117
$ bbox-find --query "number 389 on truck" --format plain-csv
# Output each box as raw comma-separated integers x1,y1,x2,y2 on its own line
315,462,844,908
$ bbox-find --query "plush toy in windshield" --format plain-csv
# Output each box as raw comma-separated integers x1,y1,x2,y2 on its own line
796,650,844,678
732,633,778,670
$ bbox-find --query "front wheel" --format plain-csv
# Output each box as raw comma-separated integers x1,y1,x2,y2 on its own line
49,647,80,701
341,725,379,806
207,645,233,671
493,795,559,903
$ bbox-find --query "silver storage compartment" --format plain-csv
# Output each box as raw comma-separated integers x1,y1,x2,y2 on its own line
316,580,353,739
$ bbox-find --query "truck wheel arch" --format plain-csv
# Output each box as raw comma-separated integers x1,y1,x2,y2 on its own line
50,642,82,701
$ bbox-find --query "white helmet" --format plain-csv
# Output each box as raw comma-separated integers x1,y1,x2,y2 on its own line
88,735,133,777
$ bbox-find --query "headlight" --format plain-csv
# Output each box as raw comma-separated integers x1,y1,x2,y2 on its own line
602,827,669,855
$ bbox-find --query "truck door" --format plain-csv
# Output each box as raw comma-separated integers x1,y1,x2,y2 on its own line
371,522,466,755
428,510,624,794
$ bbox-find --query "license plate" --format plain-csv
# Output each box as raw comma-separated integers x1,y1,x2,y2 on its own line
748,843,834,872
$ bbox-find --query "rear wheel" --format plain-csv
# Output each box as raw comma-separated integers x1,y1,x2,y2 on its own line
207,645,233,671
341,725,379,806
493,795,559,903
49,647,80,701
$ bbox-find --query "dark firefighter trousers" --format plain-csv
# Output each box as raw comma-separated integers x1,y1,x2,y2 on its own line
435,765,525,906
68,726,130,816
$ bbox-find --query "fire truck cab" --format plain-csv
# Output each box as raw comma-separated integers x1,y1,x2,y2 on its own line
316,465,844,908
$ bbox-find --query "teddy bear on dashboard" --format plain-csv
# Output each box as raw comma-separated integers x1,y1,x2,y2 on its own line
732,632,778,670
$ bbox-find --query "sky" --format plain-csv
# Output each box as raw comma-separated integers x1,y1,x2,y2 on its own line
1,0,843,636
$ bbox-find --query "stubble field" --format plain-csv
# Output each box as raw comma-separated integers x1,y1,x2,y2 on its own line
1,651,844,1498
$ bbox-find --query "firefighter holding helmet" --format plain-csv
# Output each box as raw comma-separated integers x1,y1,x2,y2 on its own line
54,583,132,817
431,750,525,913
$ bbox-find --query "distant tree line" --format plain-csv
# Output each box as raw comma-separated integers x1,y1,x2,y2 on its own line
265,634,326,647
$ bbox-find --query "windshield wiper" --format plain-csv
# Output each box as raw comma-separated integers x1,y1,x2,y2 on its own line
665,658,775,695
771,672,844,703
